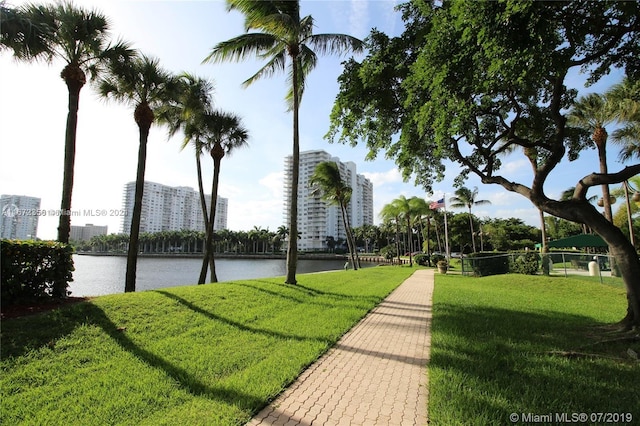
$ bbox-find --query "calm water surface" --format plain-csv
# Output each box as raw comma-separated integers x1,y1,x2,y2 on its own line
70,255,364,297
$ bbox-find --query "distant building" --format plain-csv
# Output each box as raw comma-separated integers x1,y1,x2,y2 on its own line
283,150,374,251
0,194,41,240
70,223,108,242
120,181,227,234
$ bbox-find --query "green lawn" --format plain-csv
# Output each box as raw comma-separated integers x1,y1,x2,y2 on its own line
1,267,415,425
429,273,640,425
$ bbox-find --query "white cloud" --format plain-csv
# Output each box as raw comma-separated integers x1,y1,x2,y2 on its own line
362,168,403,188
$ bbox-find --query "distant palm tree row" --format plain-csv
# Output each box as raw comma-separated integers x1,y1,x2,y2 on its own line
1,0,363,291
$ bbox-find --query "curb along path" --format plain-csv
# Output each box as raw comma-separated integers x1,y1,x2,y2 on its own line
248,269,435,425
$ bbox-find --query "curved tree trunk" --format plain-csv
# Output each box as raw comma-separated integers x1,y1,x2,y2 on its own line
199,147,222,284
543,199,640,329
340,202,358,270
286,58,300,284
58,68,85,243
125,122,151,293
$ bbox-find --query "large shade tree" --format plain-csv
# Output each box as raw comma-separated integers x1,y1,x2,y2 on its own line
98,53,178,292
1,1,132,243
204,0,363,284
327,1,640,328
309,161,359,269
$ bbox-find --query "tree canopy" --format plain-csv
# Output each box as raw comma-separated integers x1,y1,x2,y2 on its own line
327,0,640,327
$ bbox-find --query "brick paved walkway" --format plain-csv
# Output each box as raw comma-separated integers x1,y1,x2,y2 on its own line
248,269,434,425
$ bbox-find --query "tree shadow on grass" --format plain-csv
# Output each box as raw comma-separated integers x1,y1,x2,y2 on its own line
1,301,263,410
429,304,640,423
154,290,330,343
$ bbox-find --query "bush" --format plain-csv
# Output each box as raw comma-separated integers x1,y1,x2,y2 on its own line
509,252,540,275
414,253,430,266
380,244,397,260
1,240,74,307
464,252,510,276
431,253,446,265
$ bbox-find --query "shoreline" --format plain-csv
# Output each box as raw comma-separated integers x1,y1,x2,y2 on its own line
75,252,394,263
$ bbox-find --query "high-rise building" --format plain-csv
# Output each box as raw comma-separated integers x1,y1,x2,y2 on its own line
0,194,41,240
283,150,373,251
120,181,227,234
70,223,108,242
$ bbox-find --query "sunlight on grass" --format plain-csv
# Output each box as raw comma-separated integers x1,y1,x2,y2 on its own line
429,274,639,426
1,266,414,425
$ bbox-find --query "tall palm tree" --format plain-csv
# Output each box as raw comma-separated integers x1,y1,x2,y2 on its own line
198,111,249,284
449,187,491,253
98,53,178,292
162,73,215,233
2,2,132,243
380,201,403,264
309,161,359,269
204,0,364,284
567,93,618,222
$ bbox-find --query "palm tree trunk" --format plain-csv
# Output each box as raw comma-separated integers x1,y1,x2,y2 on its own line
468,207,477,253
340,203,358,270
57,79,83,243
286,59,300,284
125,124,150,293
199,149,222,284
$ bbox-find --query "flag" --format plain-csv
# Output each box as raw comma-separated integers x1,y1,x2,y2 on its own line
430,198,445,210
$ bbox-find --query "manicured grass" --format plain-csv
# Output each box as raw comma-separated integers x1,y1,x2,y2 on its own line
1,266,415,425
429,273,640,425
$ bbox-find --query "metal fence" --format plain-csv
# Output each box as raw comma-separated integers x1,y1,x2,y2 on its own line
460,251,616,283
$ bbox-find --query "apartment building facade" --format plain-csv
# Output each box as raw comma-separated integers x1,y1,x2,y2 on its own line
120,181,227,234
70,223,108,242
283,150,374,251
0,194,41,240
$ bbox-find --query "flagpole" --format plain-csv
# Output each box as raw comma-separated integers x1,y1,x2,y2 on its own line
443,195,450,260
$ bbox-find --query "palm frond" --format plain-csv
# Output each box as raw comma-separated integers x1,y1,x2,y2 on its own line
242,48,287,87
307,33,365,57
203,33,278,64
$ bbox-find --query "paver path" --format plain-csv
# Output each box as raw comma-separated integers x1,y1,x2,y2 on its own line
248,269,435,425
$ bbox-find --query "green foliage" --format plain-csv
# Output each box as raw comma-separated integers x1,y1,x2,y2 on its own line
380,244,397,260
430,274,636,424
509,251,541,275
464,252,510,277
414,253,429,266
430,252,446,265
0,267,413,425
1,240,74,306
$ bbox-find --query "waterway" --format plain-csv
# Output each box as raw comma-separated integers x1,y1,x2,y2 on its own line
69,255,368,297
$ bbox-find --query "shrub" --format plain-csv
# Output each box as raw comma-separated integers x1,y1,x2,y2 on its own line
414,253,430,266
464,252,510,276
509,252,540,275
1,239,74,307
380,244,397,260
431,253,446,265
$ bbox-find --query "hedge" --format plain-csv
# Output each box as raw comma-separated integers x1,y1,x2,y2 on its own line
1,239,74,307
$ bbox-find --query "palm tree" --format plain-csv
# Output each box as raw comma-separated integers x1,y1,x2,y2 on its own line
380,201,403,265
98,53,178,292
567,93,618,222
2,2,132,243
198,111,249,284
608,78,640,162
449,187,491,253
162,73,215,234
309,161,359,269
204,0,364,284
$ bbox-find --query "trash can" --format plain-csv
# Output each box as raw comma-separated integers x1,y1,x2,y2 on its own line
588,260,600,276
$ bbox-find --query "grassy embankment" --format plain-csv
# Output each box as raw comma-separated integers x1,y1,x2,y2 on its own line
1,267,415,425
429,273,639,425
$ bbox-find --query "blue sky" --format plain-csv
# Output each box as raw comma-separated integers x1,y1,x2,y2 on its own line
0,0,632,240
